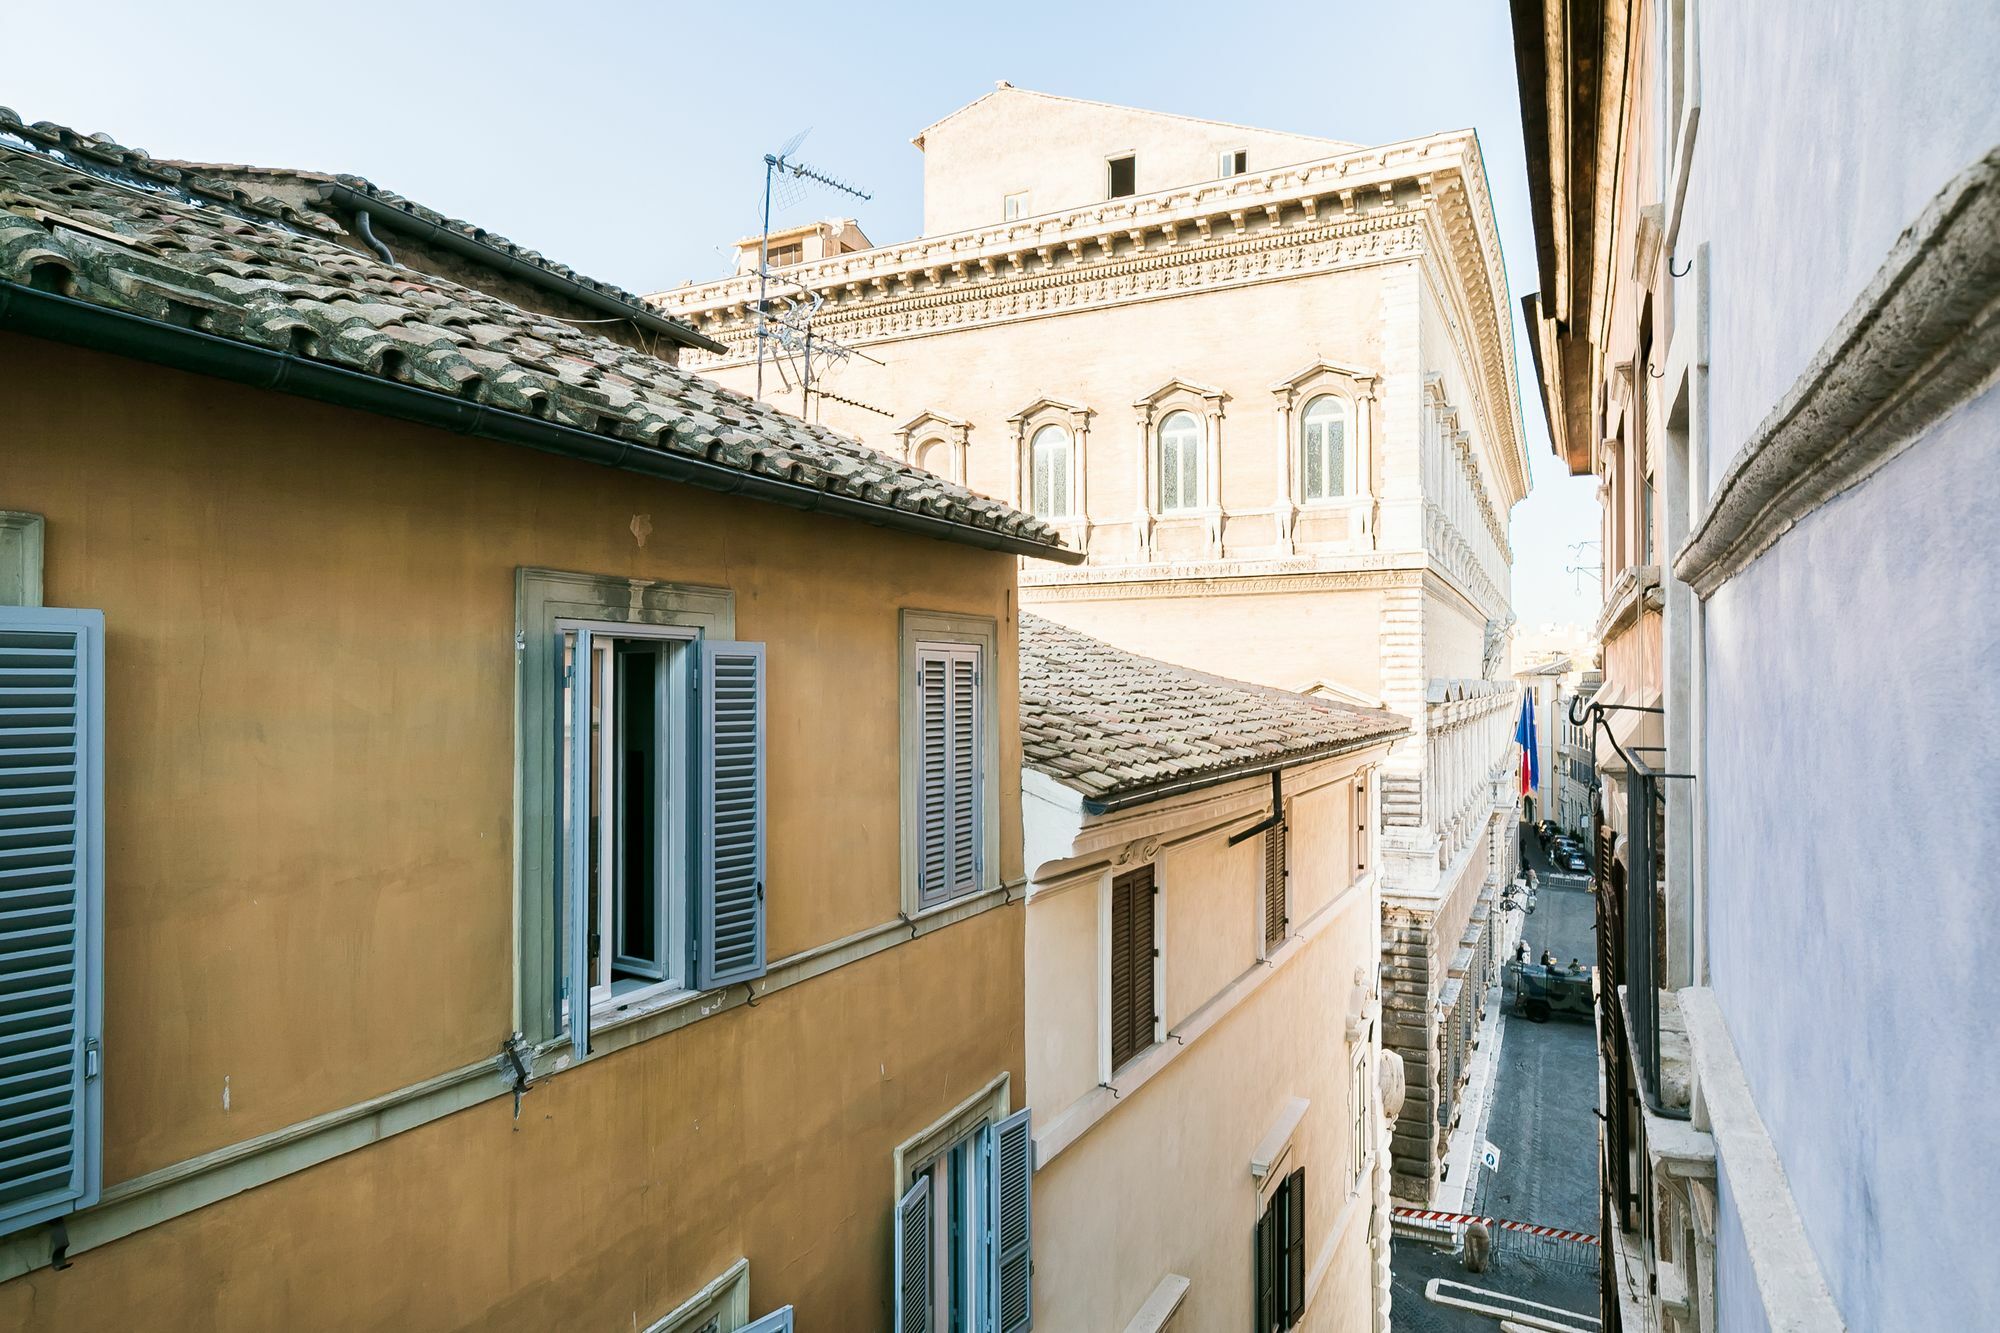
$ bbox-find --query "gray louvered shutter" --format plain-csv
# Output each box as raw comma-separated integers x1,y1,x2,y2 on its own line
917,650,950,904
0,607,103,1234
741,1307,794,1333
989,1107,1033,1333
894,1174,932,1333
947,652,980,897
1255,1193,1280,1332
697,641,766,990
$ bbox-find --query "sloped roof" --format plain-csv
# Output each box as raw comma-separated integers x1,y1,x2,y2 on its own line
0,110,1073,560
1020,614,1407,810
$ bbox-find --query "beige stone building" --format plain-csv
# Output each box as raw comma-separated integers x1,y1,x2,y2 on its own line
656,84,1531,1203
1017,615,1405,1332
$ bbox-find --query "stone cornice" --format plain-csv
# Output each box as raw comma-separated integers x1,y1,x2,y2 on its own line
1675,145,2000,599
655,134,1525,488
1594,564,1662,644
659,131,1483,317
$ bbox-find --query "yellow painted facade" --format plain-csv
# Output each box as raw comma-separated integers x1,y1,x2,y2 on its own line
0,333,1029,1330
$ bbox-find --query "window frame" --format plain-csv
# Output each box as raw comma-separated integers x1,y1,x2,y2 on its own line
646,1257,751,1333
1219,148,1249,178
1107,153,1137,199
1106,862,1161,1076
516,568,735,1049
1028,422,1075,519
1297,393,1354,505
1155,409,1204,514
1002,190,1029,221
898,610,1002,918
1349,1045,1371,1195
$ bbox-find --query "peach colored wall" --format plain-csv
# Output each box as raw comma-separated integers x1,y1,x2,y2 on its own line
0,334,1027,1330
918,89,1352,235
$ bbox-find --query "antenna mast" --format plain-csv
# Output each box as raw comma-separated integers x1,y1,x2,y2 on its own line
754,134,872,405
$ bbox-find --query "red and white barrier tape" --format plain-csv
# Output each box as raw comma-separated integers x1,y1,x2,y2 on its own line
1391,1206,1599,1245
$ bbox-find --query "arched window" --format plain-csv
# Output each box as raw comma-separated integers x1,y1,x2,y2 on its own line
915,438,955,483
1030,424,1072,518
1157,410,1201,512
1300,395,1348,501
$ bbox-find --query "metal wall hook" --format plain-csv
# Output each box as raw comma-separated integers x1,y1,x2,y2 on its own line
1668,255,1692,278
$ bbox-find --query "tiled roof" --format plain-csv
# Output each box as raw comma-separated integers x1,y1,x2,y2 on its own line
1020,614,1408,808
0,110,1072,559
160,157,716,347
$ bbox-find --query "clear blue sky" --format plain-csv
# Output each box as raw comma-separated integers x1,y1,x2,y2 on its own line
13,0,1599,628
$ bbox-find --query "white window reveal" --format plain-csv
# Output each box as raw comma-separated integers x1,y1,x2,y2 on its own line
1300,395,1349,502
1029,424,1073,519
894,1108,1034,1333
1157,410,1202,513
1003,191,1028,221
560,624,766,1057
916,642,983,908
0,606,105,1236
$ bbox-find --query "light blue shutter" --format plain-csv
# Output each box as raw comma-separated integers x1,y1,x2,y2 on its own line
696,641,765,989
987,1108,1033,1333
741,1307,794,1333
894,1174,932,1333
564,629,594,1061
0,607,103,1234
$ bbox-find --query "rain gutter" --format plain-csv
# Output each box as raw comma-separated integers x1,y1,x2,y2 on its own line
1079,730,1406,816
0,282,1083,565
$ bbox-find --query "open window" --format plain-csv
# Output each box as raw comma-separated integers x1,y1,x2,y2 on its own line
559,622,765,1057
1107,154,1136,199
1220,149,1248,178
895,1108,1034,1333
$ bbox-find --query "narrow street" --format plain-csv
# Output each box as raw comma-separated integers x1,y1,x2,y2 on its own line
1390,824,1600,1332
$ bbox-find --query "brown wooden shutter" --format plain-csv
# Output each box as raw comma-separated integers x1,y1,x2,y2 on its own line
1110,864,1156,1072
1264,821,1288,953
1283,1166,1307,1325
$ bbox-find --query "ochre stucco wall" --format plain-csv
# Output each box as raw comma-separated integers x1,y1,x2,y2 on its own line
0,334,1027,1330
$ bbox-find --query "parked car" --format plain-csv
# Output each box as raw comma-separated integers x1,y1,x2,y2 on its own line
1559,846,1589,873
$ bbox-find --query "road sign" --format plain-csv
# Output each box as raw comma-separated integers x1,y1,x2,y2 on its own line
1480,1141,1502,1172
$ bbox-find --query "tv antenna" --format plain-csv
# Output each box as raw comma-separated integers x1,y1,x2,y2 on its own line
755,131,873,402
1565,539,1603,592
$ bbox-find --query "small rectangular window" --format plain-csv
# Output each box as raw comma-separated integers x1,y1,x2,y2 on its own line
894,1109,1035,1333
1254,1167,1308,1330
1350,1046,1371,1193
1003,191,1028,221
1220,149,1248,178
1110,864,1158,1072
1107,154,1136,199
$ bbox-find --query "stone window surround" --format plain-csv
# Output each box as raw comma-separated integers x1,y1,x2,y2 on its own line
1006,397,1092,542
895,409,972,484
1132,378,1228,558
1270,361,1377,554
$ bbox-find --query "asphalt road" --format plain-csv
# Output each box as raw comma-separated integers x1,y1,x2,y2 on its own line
1388,824,1601,1332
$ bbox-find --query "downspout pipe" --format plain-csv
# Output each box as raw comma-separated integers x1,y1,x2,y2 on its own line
319,182,726,355
350,209,396,266
0,282,1083,565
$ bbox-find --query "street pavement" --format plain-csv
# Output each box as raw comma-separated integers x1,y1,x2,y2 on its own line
1388,824,1601,1332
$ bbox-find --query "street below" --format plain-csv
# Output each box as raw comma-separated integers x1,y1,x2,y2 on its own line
1389,823,1600,1333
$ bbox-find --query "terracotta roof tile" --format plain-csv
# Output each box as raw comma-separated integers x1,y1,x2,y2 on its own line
1020,613,1408,807
0,109,1071,558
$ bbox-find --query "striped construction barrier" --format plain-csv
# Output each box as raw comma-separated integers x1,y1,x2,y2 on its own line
1391,1206,1599,1246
